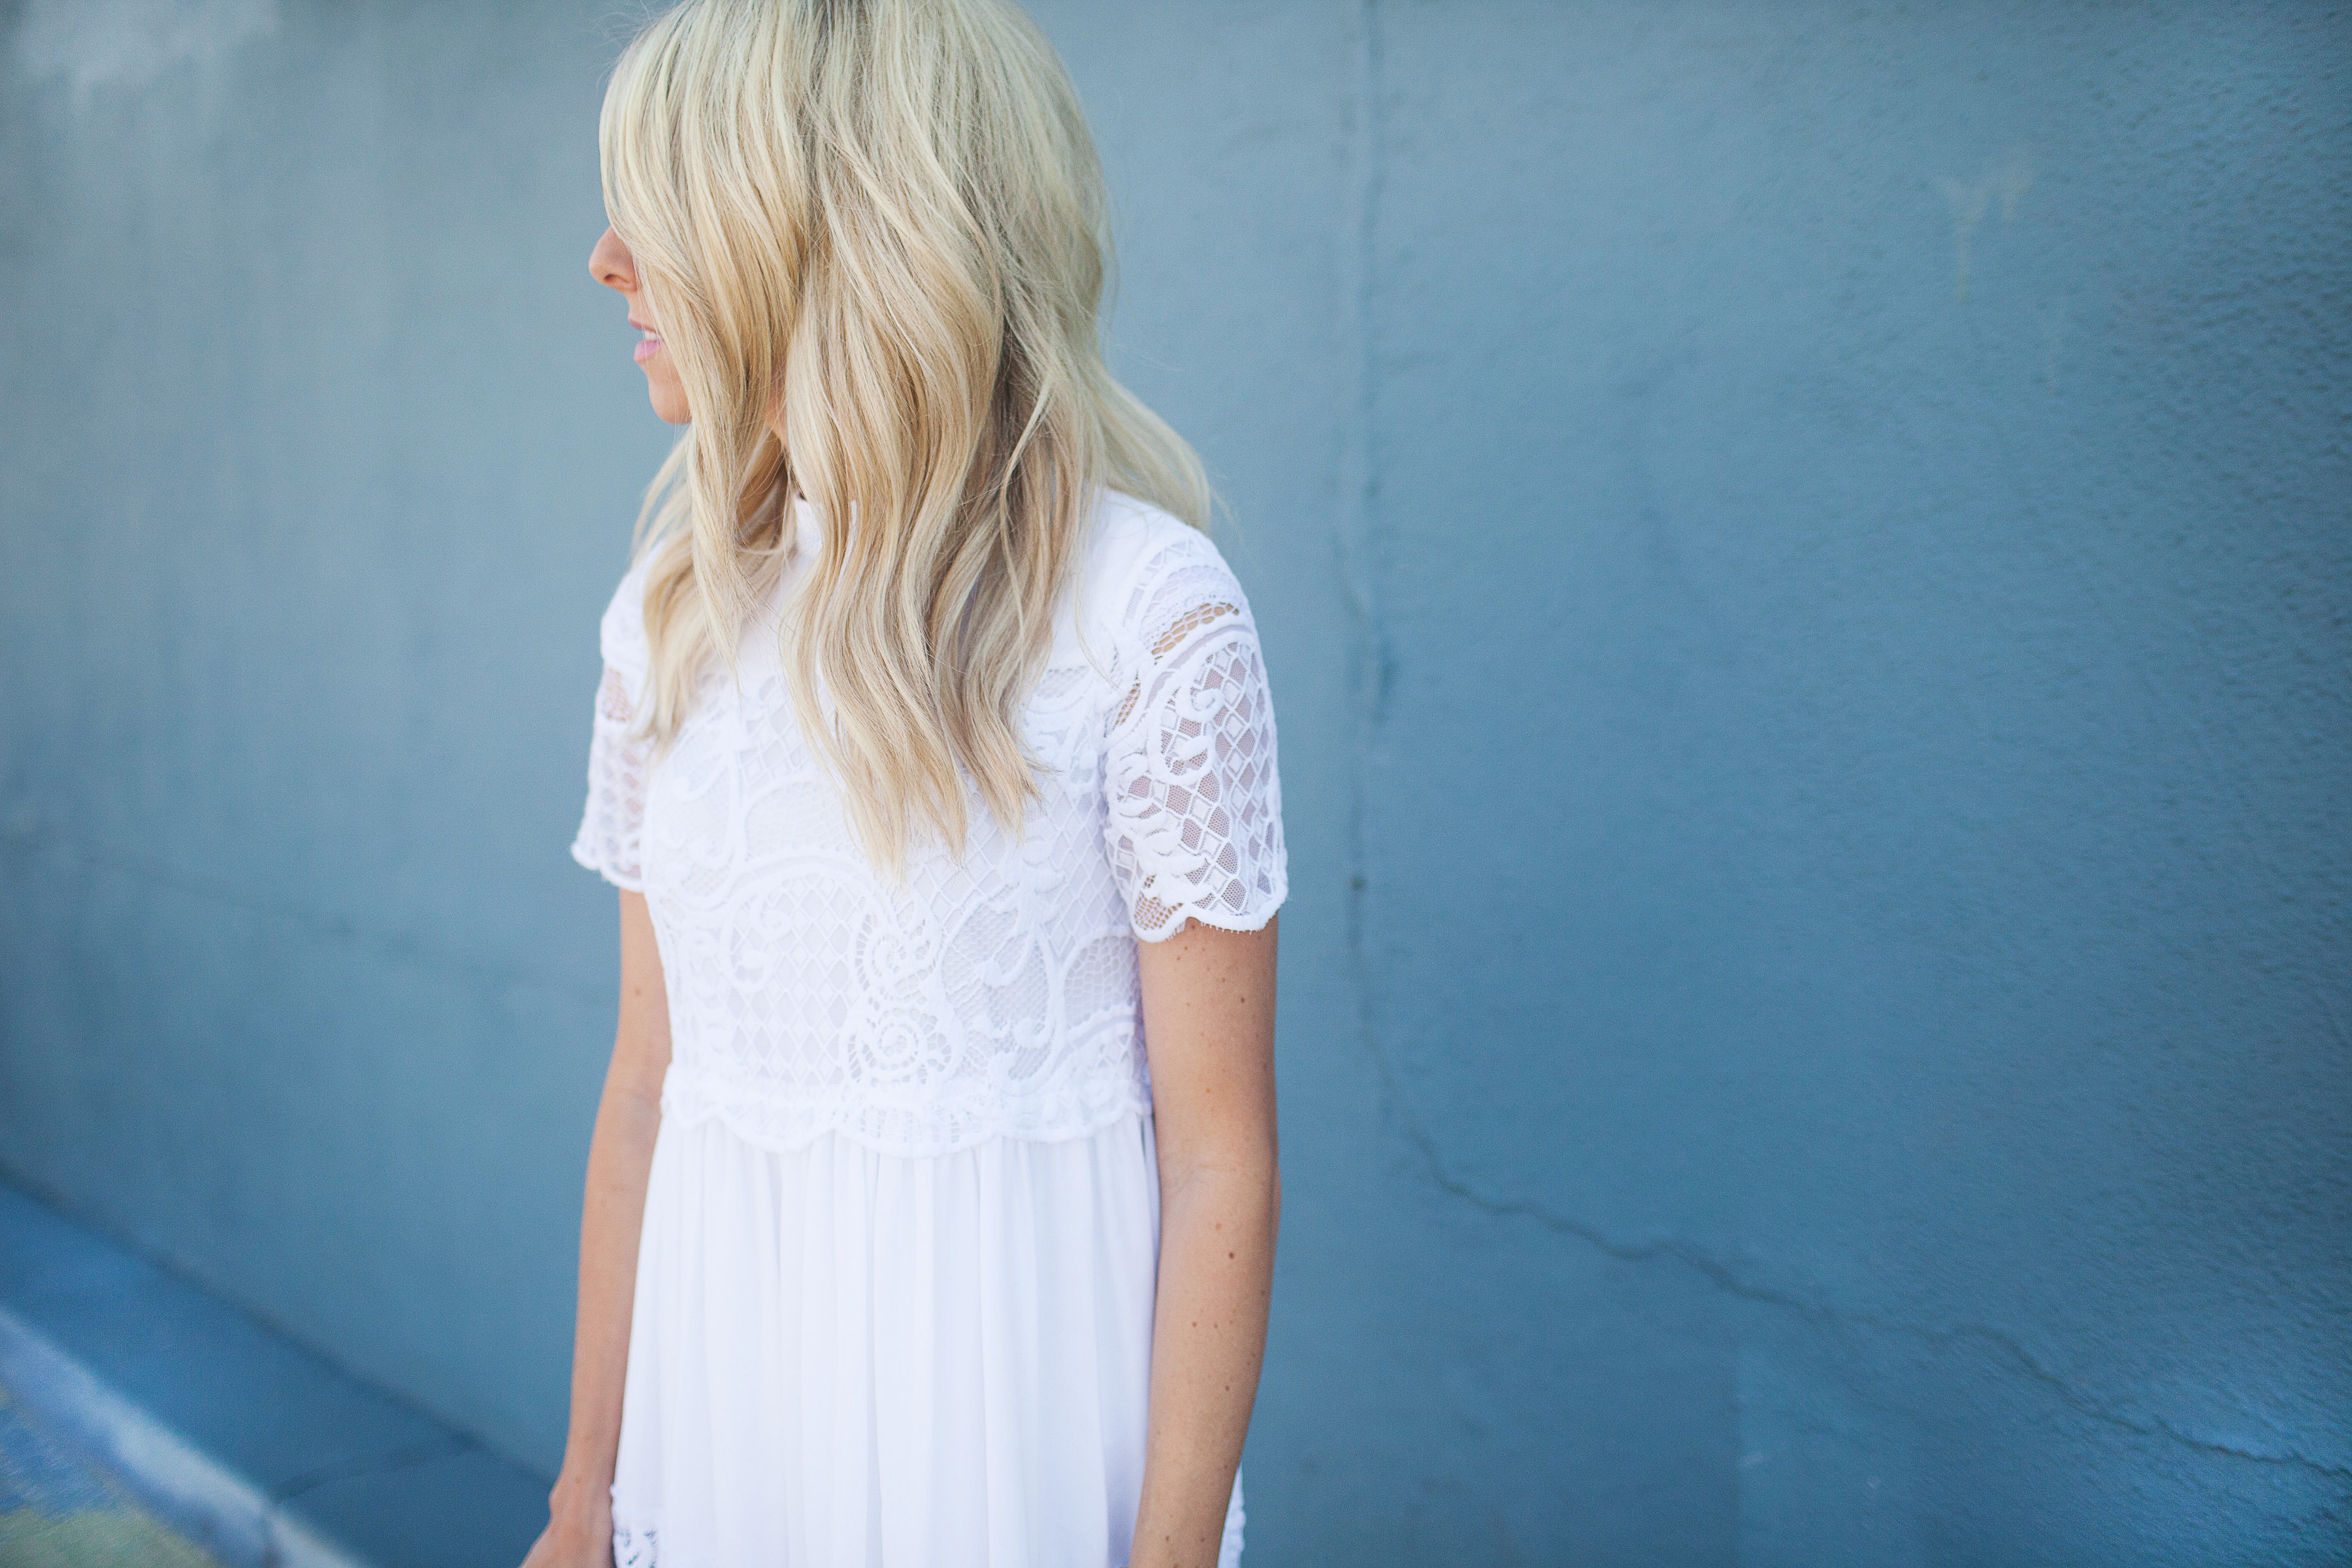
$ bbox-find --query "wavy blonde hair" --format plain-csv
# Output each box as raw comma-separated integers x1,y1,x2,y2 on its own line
599,0,1208,872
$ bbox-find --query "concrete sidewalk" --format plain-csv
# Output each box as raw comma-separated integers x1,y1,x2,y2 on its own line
0,1183,547,1568
2,1379,225,1567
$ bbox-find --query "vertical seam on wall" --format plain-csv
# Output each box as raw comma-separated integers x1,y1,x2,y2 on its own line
1339,0,1386,1099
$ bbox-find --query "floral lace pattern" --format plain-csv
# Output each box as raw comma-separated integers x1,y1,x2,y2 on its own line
1106,552,1284,937
570,493,1286,1158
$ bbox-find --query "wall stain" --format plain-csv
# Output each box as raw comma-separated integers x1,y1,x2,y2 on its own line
2038,300,2070,393
12,0,278,108
1936,144,2035,302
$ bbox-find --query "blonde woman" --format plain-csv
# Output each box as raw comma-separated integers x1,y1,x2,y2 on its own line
518,1,1284,1565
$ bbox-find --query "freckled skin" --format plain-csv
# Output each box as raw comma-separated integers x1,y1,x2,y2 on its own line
1131,916,1281,1567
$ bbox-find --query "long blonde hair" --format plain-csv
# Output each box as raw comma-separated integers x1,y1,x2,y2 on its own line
599,0,1208,872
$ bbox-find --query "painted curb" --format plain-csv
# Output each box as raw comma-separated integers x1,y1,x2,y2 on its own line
0,1303,372,1568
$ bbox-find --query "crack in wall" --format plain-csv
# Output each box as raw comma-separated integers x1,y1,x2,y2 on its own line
1337,0,1387,1114
1345,807,2350,1485
1326,0,2347,1499
1390,1106,2352,1485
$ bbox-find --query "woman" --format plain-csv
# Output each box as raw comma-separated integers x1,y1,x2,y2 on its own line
519,2,1284,1565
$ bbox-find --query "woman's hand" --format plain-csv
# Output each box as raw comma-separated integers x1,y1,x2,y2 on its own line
518,1469,614,1567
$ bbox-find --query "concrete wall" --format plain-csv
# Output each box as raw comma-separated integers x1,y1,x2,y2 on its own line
2,2,2344,1563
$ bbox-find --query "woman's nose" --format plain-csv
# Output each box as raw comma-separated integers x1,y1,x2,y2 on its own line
590,226,636,293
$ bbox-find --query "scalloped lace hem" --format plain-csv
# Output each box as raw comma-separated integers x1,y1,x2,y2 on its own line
610,1494,1240,1568
658,1071,1155,1159
612,1521,657,1568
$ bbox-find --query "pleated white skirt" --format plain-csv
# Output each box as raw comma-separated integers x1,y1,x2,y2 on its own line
609,1107,1244,1568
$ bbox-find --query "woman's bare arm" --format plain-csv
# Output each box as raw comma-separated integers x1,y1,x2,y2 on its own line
1129,914,1281,1568
523,890,672,1568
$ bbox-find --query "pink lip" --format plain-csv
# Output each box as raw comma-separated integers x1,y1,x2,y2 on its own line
634,337,662,363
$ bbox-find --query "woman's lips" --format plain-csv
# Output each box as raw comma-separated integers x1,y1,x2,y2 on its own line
634,335,663,364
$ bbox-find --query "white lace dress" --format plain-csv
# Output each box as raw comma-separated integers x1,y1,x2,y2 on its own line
570,490,1285,1568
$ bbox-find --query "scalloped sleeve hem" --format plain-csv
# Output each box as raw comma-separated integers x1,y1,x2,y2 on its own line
571,838,647,894
570,560,655,896
1128,877,1288,943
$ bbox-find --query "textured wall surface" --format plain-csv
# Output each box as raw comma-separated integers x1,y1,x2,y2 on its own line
1,2,2345,1563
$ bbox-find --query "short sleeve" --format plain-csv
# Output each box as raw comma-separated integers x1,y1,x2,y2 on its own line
570,562,654,892
1103,527,1288,941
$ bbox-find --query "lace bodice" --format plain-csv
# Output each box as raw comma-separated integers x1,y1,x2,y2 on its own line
570,491,1286,1156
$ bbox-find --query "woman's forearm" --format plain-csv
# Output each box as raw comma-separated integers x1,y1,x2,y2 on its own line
1128,916,1280,1568
549,1063,663,1514
1131,1156,1280,1567
546,892,672,1543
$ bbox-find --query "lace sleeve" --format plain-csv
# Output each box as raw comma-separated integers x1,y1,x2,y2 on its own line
1103,532,1287,941
570,567,653,892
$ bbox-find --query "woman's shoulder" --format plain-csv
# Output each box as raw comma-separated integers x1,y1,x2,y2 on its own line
1070,489,1245,651
597,546,659,684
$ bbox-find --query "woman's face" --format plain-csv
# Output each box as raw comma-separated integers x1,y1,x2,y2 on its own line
591,225,690,425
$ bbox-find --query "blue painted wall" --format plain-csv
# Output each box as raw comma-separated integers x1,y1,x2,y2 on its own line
1,2,2344,1563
